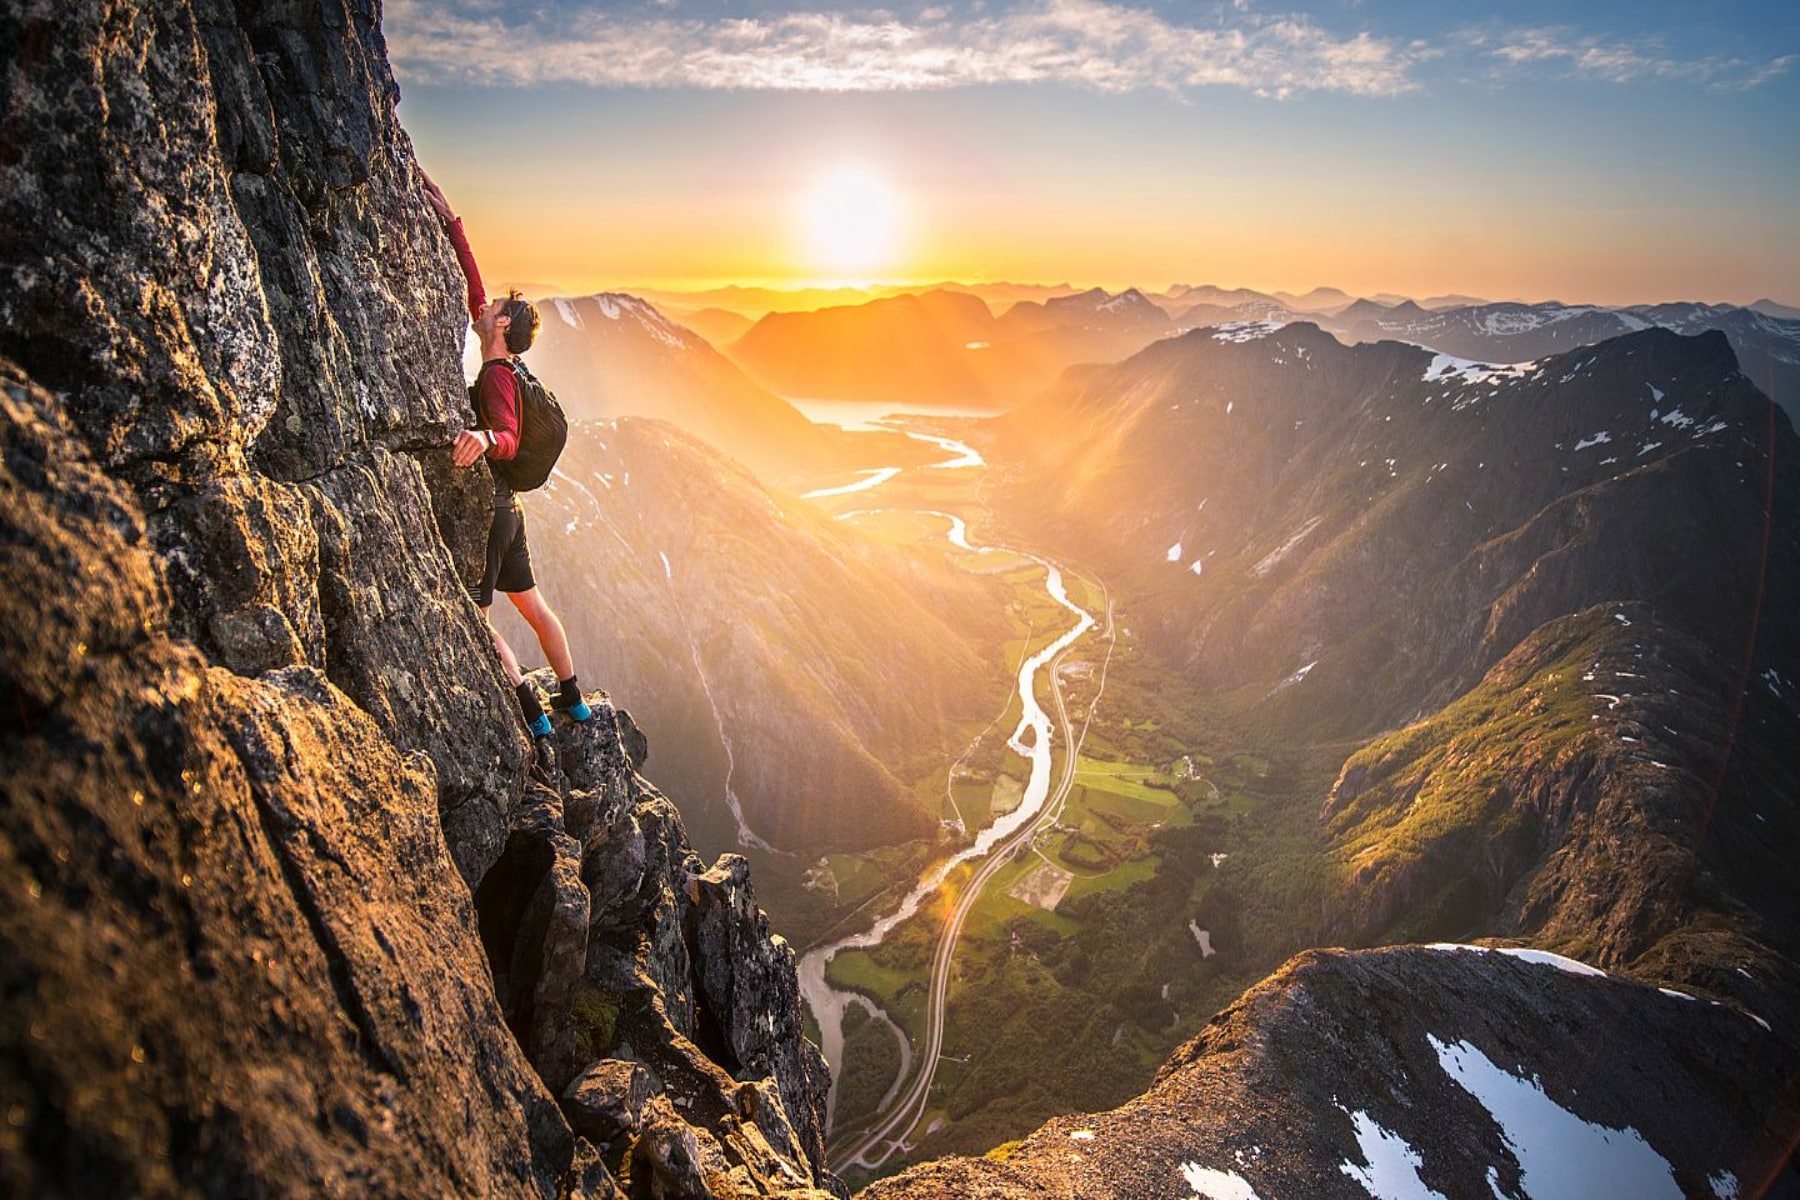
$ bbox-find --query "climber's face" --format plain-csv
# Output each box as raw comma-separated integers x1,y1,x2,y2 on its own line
475,296,512,341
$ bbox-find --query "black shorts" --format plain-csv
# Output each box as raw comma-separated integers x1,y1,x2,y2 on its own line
474,504,535,607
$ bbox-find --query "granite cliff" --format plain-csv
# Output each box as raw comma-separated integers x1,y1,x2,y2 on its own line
1,2,836,1195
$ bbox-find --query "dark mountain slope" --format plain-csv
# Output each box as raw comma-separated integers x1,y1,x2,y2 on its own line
1322,604,1800,985
497,418,1012,855
987,320,1800,1035
996,324,1798,740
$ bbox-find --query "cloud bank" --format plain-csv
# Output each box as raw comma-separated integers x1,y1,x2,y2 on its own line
387,0,1424,98
386,1,1794,98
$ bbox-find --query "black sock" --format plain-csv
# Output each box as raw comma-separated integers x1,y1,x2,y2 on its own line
558,676,581,703
516,682,545,724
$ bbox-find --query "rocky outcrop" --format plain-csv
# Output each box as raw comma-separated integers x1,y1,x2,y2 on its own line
489,671,841,1195
1,2,840,1196
864,944,1800,1198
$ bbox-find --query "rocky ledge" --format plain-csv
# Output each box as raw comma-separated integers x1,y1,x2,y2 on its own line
863,944,1800,1199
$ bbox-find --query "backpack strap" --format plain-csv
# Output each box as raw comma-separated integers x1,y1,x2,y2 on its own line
471,358,519,431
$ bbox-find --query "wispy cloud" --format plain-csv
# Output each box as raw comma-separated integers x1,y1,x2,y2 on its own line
386,0,1424,99
388,2,1796,99
1475,27,1794,91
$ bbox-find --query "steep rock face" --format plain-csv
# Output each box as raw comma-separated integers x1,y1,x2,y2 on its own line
0,366,840,1194
479,675,842,1196
1,3,843,1196
864,946,1800,1199
0,0,524,881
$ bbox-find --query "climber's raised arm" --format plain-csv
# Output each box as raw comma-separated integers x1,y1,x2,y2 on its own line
421,167,486,324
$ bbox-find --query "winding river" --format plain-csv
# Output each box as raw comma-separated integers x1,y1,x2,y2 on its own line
793,430,1098,1139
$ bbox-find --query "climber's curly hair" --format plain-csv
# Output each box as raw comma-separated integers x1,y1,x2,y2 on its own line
501,289,539,355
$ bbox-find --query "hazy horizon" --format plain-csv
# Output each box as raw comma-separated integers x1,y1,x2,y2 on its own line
494,276,1799,311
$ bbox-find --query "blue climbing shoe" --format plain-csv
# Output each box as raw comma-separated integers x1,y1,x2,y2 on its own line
552,690,593,722
527,712,553,738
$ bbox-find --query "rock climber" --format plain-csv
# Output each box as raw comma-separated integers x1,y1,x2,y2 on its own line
420,167,591,736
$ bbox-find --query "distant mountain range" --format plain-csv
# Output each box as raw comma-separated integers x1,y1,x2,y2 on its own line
627,280,1085,321
1314,299,1800,421
607,282,1798,422
658,305,755,347
724,285,1173,408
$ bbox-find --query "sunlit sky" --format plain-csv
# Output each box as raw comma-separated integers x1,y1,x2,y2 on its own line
394,0,1799,305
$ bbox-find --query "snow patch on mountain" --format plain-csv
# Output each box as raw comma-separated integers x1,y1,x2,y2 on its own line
592,294,688,348
1338,1108,1446,1200
1099,289,1152,314
1181,1162,1264,1200
1422,353,1537,387
1250,515,1323,577
1212,320,1284,343
1430,1035,1682,1199
1426,944,1608,978
552,297,584,330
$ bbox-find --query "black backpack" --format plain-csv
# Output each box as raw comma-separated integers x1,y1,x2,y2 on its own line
472,358,568,492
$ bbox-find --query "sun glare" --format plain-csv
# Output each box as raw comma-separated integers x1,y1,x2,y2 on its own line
800,165,902,279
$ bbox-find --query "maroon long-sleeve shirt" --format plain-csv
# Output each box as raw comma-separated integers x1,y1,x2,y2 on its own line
445,216,520,462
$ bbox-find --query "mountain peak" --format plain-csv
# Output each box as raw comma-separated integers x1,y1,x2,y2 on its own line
1555,324,1742,382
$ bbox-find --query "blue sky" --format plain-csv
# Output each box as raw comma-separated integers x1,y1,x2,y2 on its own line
393,0,1800,302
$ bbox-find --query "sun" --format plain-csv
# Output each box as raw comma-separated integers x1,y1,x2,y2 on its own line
800,165,902,279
